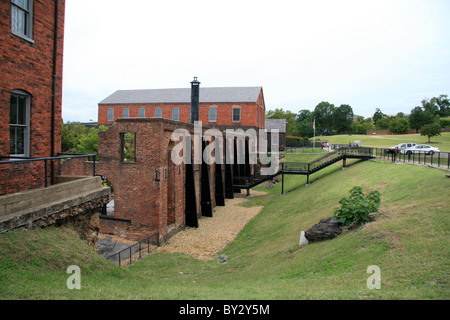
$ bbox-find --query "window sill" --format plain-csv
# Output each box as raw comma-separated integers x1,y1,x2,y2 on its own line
3,155,31,162
11,31,35,44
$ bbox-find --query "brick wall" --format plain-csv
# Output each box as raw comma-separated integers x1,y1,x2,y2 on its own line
59,118,232,242
0,0,65,195
98,89,266,129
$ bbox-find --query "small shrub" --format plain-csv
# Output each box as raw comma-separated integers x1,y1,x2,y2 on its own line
333,186,381,226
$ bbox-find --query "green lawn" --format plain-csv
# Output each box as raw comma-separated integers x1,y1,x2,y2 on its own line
316,132,450,151
0,159,449,300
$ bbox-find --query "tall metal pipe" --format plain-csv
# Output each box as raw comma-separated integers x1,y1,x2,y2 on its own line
190,77,200,124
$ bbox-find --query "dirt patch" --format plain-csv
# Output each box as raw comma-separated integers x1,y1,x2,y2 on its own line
155,190,266,260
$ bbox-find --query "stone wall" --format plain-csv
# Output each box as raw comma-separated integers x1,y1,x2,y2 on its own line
0,176,111,250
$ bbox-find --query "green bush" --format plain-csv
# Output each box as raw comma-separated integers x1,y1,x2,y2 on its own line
439,118,450,129
333,186,381,226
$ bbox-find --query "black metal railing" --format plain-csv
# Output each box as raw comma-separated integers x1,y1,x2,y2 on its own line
372,148,450,169
0,153,97,189
105,232,160,266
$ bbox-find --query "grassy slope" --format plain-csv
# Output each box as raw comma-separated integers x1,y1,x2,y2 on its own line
0,160,449,299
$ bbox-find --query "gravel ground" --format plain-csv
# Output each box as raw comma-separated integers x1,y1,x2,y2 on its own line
155,190,266,260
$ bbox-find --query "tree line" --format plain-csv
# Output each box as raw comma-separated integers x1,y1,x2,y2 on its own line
61,94,449,154
266,94,449,141
61,121,108,154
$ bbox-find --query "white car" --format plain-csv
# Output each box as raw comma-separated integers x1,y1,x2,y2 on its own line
401,144,440,155
386,142,416,154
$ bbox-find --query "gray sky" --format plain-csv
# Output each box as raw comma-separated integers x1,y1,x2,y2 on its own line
62,0,450,122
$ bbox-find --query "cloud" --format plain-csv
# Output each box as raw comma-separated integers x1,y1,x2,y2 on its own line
62,0,450,121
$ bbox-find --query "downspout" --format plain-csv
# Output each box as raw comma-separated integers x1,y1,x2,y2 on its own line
51,0,60,184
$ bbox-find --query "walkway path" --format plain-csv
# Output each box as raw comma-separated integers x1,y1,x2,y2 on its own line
155,190,266,260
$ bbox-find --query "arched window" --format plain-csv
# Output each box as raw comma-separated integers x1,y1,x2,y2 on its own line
10,90,30,157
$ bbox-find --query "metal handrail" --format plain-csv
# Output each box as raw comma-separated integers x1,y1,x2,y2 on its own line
0,153,97,188
106,232,160,266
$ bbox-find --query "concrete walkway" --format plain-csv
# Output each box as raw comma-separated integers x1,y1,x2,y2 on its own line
98,237,139,263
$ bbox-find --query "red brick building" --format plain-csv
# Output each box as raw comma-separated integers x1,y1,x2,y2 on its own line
60,118,233,242
0,0,65,195
98,86,266,130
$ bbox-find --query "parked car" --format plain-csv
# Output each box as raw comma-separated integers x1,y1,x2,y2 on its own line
385,142,417,154
401,144,440,155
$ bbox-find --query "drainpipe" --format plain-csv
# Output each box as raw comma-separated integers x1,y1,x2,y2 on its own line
51,0,60,184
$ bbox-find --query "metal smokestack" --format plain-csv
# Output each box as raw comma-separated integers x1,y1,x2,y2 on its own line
190,77,200,124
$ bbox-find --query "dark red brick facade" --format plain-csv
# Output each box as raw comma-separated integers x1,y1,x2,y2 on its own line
60,118,228,241
0,0,65,195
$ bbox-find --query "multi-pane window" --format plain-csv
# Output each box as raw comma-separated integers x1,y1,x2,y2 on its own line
11,0,33,40
172,108,179,121
232,107,241,122
107,108,114,121
122,108,129,118
138,108,146,118
10,91,30,156
155,108,162,118
209,107,217,122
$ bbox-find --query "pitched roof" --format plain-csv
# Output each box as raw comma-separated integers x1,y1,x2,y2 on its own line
99,87,263,105
265,119,287,133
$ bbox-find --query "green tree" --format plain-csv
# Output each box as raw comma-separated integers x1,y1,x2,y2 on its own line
352,116,375,134
409,106,434,133
372,108,386,125
313,101,335,134
375,116,392,130
297,119,315,138
440,118,450,129
61,121,88,152
295,110,314,138
297,109,312,123
421,94,450,117
333,104,354,134
61,121,73,152
420,122,442,143
74,125,109,155
266,108,297,136
122,132,136,162
389,117,409,133
433,94,450,118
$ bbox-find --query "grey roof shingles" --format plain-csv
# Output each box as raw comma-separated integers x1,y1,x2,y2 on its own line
99,87,263,105
265,119,287,133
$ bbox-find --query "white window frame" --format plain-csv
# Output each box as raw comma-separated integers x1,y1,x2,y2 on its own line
155,108,162,118
138,108,146,118
122,108,129,118
11,0,34,43
209,107,217,122
172,108,180,121
10,90,30,157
